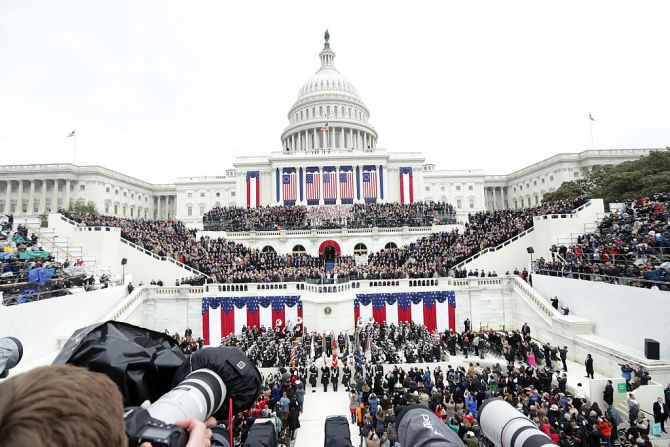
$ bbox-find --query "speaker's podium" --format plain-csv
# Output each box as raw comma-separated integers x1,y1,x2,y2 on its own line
644,338,660,360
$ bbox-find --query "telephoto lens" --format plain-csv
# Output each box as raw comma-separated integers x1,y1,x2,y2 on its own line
0,337,24,378
478,399,556,447
147,368,226,424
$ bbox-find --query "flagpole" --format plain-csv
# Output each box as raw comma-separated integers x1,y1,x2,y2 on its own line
73,133,77,165
588,114,594,150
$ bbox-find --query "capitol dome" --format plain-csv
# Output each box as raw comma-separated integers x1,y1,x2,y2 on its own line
281,31,378,153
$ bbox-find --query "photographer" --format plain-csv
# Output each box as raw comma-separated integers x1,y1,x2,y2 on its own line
0,365,215,447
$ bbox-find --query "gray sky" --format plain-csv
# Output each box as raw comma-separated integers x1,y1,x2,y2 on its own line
1,0,669,184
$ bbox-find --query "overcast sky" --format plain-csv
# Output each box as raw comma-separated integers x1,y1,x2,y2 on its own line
1,1,669,184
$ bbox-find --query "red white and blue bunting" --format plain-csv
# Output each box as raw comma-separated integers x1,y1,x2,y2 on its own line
201,296,303,346
354,291,456,333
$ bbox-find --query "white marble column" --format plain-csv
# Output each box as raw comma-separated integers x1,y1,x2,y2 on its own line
16,181,24,214
340,128,345,149
39,181,47,214
65,179,71,211
28,181,35,214
3,181,12,213
50,179,59,212
349,129,353,150
156,196,161,219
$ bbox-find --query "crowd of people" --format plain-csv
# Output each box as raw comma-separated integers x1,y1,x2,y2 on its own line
61,197,588,286
202,202,456,231
184,318,664,447
365,197,589,279
534,193,670,288
1,215,106,304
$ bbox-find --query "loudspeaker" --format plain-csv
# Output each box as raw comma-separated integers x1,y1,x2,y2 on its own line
644,338,660,360
121,258,127,266
526,247,535,254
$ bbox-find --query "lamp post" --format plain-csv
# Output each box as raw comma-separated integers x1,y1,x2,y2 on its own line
526,247,534,286
121,258,127,284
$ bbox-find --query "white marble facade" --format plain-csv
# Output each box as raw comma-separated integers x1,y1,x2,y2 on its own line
0,33,657,226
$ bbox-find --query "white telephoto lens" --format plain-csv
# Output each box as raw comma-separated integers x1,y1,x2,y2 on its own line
147,369,226,424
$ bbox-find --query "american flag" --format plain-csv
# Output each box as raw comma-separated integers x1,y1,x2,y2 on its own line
320,122,329,132
283,171,297,202
339,170,353,202
362,170,377,200
323,169,337,203
306,171,320,203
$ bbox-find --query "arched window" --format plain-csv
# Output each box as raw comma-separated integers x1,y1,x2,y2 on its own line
262,245,275,253
292,244,306,255
384,242,397,249
353,243,368,256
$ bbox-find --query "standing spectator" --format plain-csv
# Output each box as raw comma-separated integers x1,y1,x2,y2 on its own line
559,346,568,372
585,354,594,379
653,397,668,433
628,393,640,426
621,364,634,391
287,401,301,440
348,389,359,424
603,380,614,407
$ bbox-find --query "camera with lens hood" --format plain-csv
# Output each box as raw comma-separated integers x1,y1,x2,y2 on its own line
53,322,264,447
124,368,227,447
0,337,23,379
478,398,557,447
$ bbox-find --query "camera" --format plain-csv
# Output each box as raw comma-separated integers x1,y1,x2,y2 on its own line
125,368,226,447
0,337,23,378
478,398,556,447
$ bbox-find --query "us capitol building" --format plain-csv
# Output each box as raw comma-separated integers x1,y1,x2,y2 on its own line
0,32,654,227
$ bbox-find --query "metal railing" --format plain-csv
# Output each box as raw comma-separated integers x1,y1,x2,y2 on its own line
453,201,592,269
57,213,211,279
452,226,535,269
201,224,442,237
118,238,211,278
533,268,670,289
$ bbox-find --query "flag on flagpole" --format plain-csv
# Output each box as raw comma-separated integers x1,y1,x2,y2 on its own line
320,122,329,132
331,354,338,369
588,113,595,121
66,130,76,137
291,347,296,369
